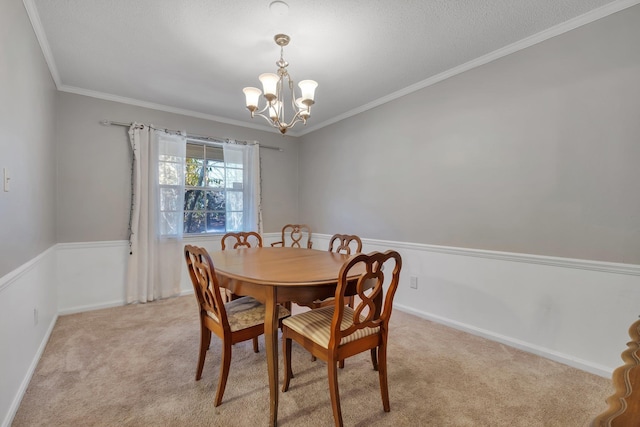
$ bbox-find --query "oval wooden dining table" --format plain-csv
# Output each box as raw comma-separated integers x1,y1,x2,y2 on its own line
209,246,362,426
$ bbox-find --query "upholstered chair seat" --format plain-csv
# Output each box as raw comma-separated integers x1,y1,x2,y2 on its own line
282,305,380,348
207,296,290,332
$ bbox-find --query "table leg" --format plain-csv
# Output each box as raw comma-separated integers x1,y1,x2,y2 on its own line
264,287,278,426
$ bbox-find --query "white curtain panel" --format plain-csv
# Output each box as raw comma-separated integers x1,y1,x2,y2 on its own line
223,142,262,233
127,124,186,303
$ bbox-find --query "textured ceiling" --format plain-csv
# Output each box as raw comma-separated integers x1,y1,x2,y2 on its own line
26,0,637,136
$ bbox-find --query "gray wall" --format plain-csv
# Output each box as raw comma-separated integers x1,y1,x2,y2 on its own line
299,5,640,264
0,0,57,277
55,92,300,243
4,1,639,269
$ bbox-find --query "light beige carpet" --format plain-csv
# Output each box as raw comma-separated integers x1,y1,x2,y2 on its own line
13,295,613,426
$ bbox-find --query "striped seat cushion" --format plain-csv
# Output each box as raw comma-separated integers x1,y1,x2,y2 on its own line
282,305,380,348
207,296,290,332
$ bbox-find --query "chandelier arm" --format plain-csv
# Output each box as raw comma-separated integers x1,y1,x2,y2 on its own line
253,109,305,132
289,88,298,112
253,103,271,116
278,111,305,130
253,105,307,133
253,112,281,128
252,102,303,130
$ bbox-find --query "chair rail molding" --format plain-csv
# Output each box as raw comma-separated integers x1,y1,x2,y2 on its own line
365,237,639,276
0,246,56,293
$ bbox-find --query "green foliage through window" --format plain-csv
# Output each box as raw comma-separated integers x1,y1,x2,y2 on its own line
183,142,244,234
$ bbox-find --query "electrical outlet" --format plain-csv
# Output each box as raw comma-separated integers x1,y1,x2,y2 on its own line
33,308,39,326
410,276,418,289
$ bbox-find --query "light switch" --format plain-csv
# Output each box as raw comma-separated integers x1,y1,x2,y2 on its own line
410,276,418,289
3,168,9,192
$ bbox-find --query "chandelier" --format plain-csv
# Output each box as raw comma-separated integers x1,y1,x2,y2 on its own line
242,34,317,135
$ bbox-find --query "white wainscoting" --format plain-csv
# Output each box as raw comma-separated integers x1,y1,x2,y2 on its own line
2,236,639,426
57,241,131,314
58,235,639,376
312,234,640,377
56,235,284,314
0,247,57,427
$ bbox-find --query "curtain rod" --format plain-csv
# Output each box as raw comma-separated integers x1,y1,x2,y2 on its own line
99,120,283,152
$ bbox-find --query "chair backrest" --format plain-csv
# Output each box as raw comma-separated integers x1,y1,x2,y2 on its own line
280,224,313,249
328,234,362,255
184,245,229,328
221,231,263,250
330,250,402,349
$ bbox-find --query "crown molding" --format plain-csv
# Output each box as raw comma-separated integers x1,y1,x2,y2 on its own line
22,0,61,88
57,85,289,135
297,0,640,136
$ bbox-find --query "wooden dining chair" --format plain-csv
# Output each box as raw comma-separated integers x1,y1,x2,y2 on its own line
220,231,263,303
270,224,313,249
184,244,290,407
281,250,402,426
306,234,364,366
312,234,363,309
221,231,263,250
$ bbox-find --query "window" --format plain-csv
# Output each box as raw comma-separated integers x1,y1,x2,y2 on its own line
183,141,246,234
155,138,260,237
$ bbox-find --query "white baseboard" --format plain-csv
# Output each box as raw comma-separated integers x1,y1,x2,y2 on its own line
58,300,126,316
2,313,58,427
